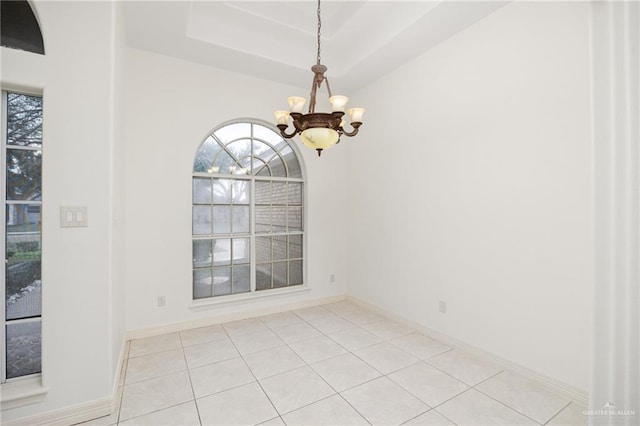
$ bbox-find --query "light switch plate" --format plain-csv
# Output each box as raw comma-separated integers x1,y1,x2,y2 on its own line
60,206,88,227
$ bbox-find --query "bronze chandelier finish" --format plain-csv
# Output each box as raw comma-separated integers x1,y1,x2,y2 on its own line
275,0,364,156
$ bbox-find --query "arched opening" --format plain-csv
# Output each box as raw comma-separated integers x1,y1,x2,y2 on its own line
192,120,305,299
1,1,45,55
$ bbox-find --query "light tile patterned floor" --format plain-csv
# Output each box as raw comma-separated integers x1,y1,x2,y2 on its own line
76,301,588,426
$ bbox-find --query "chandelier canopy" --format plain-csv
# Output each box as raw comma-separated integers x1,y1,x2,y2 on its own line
274,0,365,157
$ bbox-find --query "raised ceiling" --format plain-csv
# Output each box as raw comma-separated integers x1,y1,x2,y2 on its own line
124,1,507,92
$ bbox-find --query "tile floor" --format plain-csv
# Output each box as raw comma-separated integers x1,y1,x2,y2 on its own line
77,301,588,426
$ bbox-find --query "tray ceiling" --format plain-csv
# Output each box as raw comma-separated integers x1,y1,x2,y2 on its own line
124,1,507,92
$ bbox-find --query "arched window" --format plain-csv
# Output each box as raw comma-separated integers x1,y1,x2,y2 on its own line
192,120,305,300
0,1,45,55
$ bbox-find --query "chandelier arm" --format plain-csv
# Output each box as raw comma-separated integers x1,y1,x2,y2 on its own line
309,76,318,113
340,128,360,137
324,76,334,98
340,122,363,137
277,124,298,139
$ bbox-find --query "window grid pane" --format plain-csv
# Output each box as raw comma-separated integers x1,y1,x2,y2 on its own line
4,92,43,382
192,122,304,300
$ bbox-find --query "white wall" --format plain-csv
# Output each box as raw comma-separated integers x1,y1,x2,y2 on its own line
346,2,592,391
1,1,125,421
124,48,349,331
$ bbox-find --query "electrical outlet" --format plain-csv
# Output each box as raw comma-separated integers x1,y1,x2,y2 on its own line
330,274,336,283
439,300,447,313
157,296,166,307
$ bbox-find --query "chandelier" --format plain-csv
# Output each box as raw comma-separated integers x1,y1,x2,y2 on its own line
274,0,365,157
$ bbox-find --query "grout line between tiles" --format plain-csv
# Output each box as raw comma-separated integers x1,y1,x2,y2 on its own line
469,371,558,425
542,401,573,425
399,407,437,425
260,314,373,424
468,387,545,425
179,332,203,426
223,320,282,423
420,348,499,387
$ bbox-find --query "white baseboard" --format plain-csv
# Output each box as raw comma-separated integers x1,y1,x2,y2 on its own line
347,295,589,407
111,339,129,411
2,397,112,426
126,294,347,340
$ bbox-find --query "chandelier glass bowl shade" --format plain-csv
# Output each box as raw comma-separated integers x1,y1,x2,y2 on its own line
274,0,365,157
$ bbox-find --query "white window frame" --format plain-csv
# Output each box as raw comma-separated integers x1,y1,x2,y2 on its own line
191,119,308,308
1,89,43,386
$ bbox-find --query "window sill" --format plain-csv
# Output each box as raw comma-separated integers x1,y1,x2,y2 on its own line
190,285,310,311
1,375,49,411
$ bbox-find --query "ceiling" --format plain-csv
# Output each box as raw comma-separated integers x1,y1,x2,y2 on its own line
124,1,508,93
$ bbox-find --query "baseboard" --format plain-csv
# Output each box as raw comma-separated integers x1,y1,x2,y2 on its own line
347,295,589,407
2,397,112,426
111,339,129,411
5,337,129,425
126,294,347,340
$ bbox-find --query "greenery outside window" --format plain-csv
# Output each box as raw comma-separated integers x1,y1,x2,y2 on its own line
1,91,43,383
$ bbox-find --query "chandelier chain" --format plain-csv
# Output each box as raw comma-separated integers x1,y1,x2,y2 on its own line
316,0,322,65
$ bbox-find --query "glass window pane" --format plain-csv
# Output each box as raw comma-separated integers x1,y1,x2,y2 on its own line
212,206,231,234
214,123,250,145
6,149,42,201
213,239,231,266
268,154,287,177
194,136,222,173
232,238,250,264
212,149,238,175
288,183,302,206
6,269,41,320
232,265,250,294
6,320,41,379
254,157,272,177
253,124,283,147
213,267,231,296
7,93,42,147
288,207,302,231
232,206,250,234
232,180,250,205
289,260,303,285
272,206,286,233
193,178,211,204
280,146,302,178
255,181,271,205
193,269,212,299
289,235,303,259
255,206,271,233
252,141,278,175
227,139,252,165
272,182,287,205
213,179,232,204
192,206,211,235
273,236,287,261
256,236,271,263
193,239,212,268
256,264,271,291
273,262,287,288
